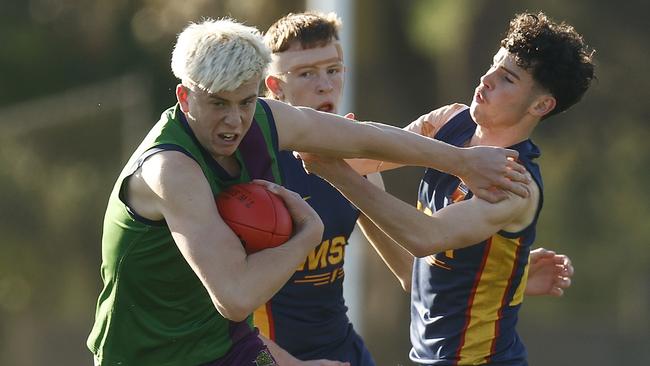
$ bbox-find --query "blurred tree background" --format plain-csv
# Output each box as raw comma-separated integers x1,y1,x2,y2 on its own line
0,0,647,365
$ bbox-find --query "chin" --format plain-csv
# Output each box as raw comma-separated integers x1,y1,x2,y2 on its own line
211,145,238,159
469,103,480,121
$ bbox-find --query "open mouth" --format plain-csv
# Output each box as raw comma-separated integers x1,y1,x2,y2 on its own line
218,133,238,142
474,88,486,104
317,103,334,113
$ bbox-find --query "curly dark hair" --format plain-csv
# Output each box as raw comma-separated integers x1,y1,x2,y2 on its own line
501,12,595,118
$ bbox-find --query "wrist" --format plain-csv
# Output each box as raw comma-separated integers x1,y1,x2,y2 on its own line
445,145,466,177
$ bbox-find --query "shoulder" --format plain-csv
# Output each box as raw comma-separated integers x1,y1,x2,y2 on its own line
405,103,469,138
124,150,205,221
139,150,206,199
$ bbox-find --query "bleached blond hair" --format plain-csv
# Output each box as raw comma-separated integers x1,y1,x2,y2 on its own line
171,18,271,93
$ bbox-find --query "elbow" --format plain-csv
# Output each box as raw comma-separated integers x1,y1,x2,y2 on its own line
216,302,250,322
396,228,442,258
407,231,451,258
214,296,257,322
410,241,453,258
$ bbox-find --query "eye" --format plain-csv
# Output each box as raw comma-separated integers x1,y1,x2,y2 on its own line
241,99,255,107
299,70,315,78
327,66,342,75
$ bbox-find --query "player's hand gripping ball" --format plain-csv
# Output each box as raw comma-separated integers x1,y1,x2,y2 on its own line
216,182,293,254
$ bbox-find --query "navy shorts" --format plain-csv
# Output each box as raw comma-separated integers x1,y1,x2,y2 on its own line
296,324,376,366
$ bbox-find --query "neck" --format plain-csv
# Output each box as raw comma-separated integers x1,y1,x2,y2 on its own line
470,118,538,148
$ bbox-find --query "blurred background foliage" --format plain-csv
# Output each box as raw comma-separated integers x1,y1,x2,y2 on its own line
0,0,648,365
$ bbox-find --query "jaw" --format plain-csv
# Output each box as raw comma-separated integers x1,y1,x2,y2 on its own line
207,132,243,158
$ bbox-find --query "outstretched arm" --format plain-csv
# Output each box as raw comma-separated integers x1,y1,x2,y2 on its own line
266,98,528,203
300,156,538,257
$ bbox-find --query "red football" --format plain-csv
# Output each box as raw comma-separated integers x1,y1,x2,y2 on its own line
216,182,293,254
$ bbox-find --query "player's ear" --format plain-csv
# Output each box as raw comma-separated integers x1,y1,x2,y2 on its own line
265,75,284,100
530,94,556,118
176,84,191,112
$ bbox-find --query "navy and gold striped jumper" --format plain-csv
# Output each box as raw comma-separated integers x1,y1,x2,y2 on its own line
410,109,543,366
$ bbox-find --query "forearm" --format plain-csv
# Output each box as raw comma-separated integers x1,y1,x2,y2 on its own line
287,107,464,175
356,121,462,174
215,233,318,320
339,120,464,175
322,166,448,257
357,214,414,292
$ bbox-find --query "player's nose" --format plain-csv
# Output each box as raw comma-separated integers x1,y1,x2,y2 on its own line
222,108,243,126
315,72,334,94
480,70,496,89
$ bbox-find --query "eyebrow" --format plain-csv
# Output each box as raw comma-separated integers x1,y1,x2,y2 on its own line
499,66,521,81
493,53,521,81
207,93,258,102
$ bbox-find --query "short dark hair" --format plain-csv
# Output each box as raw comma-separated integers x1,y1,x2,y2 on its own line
264,12,341,53
501,12,595,118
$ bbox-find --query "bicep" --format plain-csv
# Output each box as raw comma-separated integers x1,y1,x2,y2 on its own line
266,97,374,156
141,153,247,288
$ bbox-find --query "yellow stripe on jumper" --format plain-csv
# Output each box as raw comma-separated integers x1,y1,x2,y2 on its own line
253,303,272,339
458,234,521,364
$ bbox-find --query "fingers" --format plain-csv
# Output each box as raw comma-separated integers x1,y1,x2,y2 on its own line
562,255,574,277
474,188,505,203
498,178,530,198
250,179,276,190
504,163,530,184
550,254,574,277
530,247,556,256
529,248,556,263
506,158,527,175
503,148,520,161
343,112,355,120
549,287,564,297
251,180,302,204
564,260,574,277
556,276,572,289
